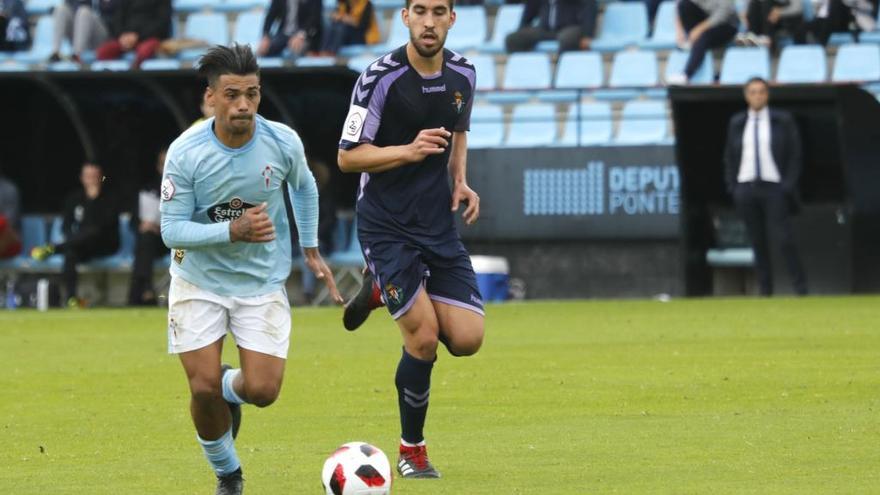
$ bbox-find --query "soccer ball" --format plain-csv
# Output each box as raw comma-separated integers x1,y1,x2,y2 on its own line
321,442,392,495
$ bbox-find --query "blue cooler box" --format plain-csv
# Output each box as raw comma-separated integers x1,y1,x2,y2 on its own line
470,255,510,302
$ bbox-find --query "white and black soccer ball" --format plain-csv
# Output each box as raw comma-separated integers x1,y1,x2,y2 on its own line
321,441,392,495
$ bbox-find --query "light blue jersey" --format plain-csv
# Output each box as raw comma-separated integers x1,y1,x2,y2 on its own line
160,115,318,297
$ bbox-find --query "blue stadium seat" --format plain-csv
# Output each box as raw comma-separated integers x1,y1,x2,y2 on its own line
347,53,376,73
614,100,668,145
382,14,410,51
467,54,496,90
0,216,47,270
558,102,613,147
719,47,770,84
296,56,335,67
48,61,82,71
140,59,184,70
25,0,59,15
592,2,649,52
468,105,505,148
484,3,525,53
596,50,657,100
258,57,284,68
0,61,28,71
181,12,230,60
828,32,856,45
14,16,58,64
537,51,602,102
84,216,136,270
488,52,551,104
90,60,131,71
446,6,487,52
506,103,556,147
664,50,713,84
216,0,266,13
832,43,880,81
535,40,560,52
640,1,678,50
233,10,265,51
373,0,404,11
173,0,216,13
776,45,827,83
338,44,371,57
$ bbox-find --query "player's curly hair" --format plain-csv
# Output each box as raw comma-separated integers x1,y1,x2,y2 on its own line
197,43,259,87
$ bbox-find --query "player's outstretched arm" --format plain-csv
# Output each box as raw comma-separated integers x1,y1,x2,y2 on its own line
303,247,344,304
229,202,275,243
338,128,451,173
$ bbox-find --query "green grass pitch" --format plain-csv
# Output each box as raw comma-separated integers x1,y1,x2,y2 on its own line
1,297,878,494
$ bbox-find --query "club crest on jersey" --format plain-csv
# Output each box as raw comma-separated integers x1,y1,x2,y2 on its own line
452,91,465,114
173,249,185,264
208,197,255,223
384,283,403,307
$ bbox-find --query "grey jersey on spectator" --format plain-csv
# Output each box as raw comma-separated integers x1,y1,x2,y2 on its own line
690,0,739,27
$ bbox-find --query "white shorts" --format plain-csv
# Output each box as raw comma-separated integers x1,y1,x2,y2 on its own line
167,276,291,359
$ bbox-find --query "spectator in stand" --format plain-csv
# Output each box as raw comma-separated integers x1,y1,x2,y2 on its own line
298,158,337,304
31,163,119,308
320,0,380,56
505,0,598,52
95,0,171,68
257,0,324,58
0,0,30,52
128,149,167,306
809,0,876,45
0,167,21,259
737,0,806,49
667,0,739,84
49,0,116,63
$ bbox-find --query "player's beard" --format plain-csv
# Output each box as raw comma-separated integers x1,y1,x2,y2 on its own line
228,115,254,135
410,30,446,58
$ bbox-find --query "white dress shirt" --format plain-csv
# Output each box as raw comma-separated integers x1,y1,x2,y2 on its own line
738,106,782,184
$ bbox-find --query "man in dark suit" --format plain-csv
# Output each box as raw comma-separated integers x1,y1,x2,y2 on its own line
257,0,324,57
505,0,598,53
724,77,808,296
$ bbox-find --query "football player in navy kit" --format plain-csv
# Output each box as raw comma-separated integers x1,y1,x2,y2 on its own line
337,0,484,479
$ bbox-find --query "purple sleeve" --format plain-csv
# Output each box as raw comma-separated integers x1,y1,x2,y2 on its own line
448,61,476,132
338,57,408,150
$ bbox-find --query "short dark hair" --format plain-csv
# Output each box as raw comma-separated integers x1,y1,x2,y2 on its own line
405,0,455,9
197,44,259,87
744,77,769,90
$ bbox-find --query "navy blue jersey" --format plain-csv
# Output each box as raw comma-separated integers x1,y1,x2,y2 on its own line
339,45,476,244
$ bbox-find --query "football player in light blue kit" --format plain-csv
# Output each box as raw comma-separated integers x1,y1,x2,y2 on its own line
160,44,343,495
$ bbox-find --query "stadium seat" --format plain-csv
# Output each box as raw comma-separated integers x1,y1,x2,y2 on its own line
25,0,59,16
553,51,603,88
373,0,404,11
337,44,371,57
506,103,556,147
591,2,649,52
181,12,230,60
0,61,28,71
258,57,284,68
640,1,678,50
489,52,551,104
596,50,658,100
468,105,505,148
775,45,827,83
173,0,216,13
614,100,668,145
140,59,183,71
446,6,487,52
832,43,880,81
216,0,265,13
347,53,376,73
719,47,770,84
484,3,525,53
91,60,131,71
468,54,496,90
13,16,59,64
535,40,560,52
83,215,136,271
48,61,82,71
558,101,613,147
0,216,47,270
828,32,856,45
296,56,336,67
233,11,265,51
664,50,714,85
382,14,410,51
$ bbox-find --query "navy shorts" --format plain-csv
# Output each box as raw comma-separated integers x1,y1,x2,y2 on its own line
360,234,484,320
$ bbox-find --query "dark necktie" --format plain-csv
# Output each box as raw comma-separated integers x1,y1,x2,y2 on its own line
753,116,762,181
